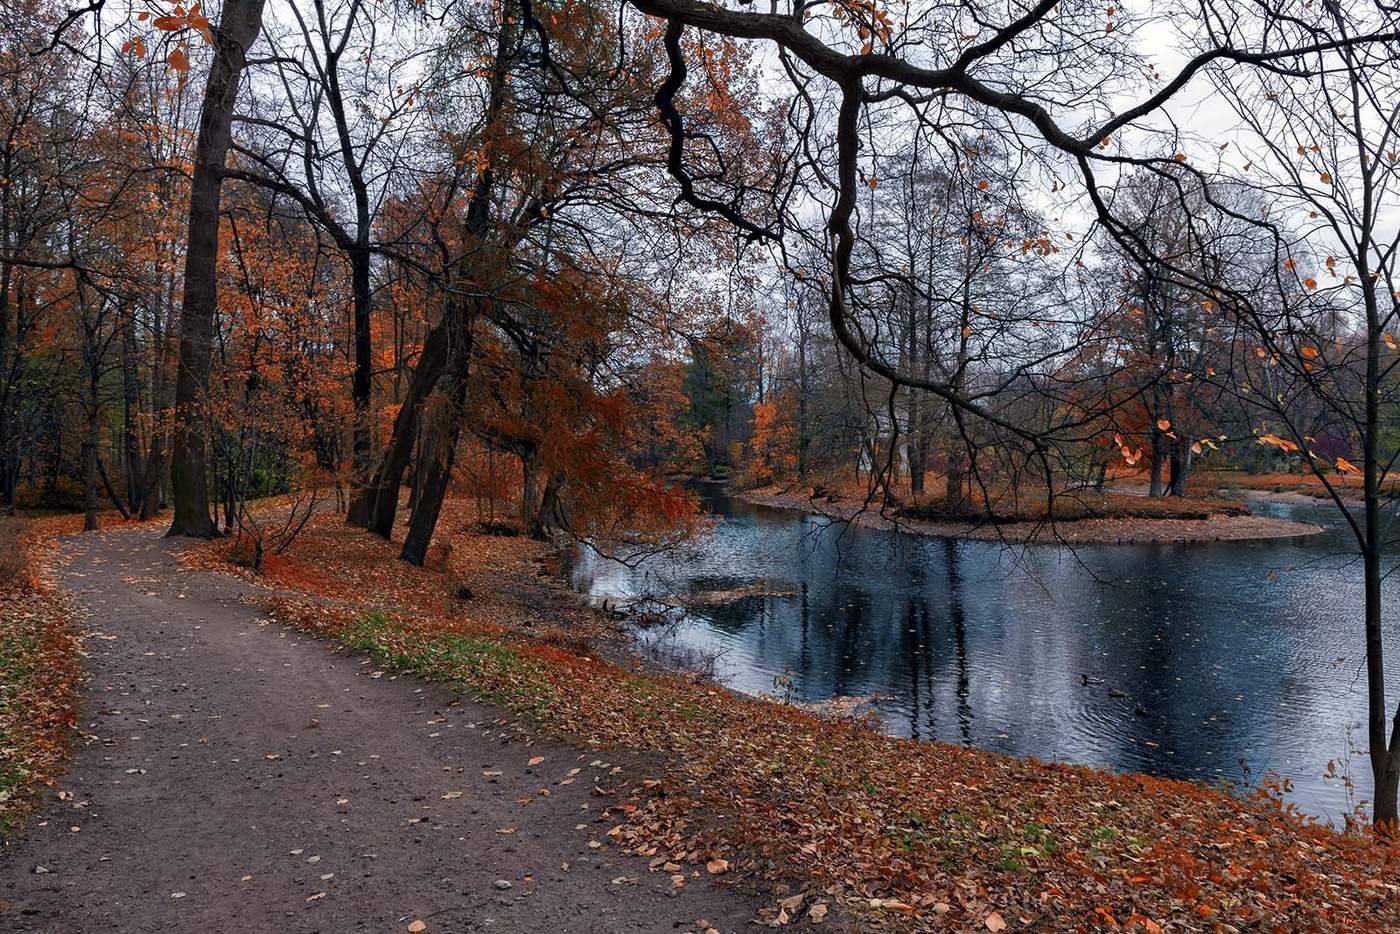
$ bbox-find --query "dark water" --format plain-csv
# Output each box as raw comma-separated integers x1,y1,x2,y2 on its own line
568,490,1396,824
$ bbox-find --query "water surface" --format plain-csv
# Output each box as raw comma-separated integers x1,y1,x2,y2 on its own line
568,490,1395,823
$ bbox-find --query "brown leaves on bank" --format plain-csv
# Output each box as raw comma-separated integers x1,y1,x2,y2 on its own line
0,517,82,836
228,510,1400,931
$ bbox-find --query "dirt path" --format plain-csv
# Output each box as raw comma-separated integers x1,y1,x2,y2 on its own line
0,528,776,933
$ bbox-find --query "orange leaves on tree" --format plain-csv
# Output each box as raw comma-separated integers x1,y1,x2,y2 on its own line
151,3,212,41
1257,432,1300,453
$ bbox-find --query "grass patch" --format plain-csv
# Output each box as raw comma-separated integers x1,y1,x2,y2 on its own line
903,490,1250,523
330,609,557,715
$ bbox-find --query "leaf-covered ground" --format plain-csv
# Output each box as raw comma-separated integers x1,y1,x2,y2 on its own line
184,506,1400,931
0,515,104,837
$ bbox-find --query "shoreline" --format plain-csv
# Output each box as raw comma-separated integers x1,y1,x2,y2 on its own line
1232,485,1366,508
735,486,1326,545
162,506,1400,930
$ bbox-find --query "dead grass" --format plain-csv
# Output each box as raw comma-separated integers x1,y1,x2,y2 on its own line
763,473,1251,524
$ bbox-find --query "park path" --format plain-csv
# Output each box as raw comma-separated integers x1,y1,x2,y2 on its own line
1,528,771,933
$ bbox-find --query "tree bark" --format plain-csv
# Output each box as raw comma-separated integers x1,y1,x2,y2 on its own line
536,472,566,537
400,326,472,566
350,246,373,483
520,444,543,536
167,0,268,537
943,448,964,513
346,317,449,534
121,317,143,509
81,397,99,531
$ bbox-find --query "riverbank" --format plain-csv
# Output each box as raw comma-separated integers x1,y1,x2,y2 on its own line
738,484,1325,544
175,501,1400,931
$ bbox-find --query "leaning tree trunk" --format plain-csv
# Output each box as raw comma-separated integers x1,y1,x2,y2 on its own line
346,317,449,534
400,328,472,566
167,0,268,537
361,1,512,554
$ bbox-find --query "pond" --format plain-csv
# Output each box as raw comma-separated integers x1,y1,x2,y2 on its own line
567,488,1396,824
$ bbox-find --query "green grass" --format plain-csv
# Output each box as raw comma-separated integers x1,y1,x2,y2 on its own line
340,611,557,714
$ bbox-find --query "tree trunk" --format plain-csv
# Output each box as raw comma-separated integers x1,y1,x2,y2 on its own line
0,250,12,511
1168,438,1191,497
520,445,543,536
400,330,472,566
97,456,131,520
139,293,177,519
537,473,566,537
1365,544,1398,830
1148,430,1165,498
167,0,268,538
122,319,143,509
82,399,99,531
349,246,373,485
944,449,964,513
796,332,809,485
346,317,449,534
365,0,510,551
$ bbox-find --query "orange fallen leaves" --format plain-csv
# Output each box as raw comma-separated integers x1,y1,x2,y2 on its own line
0,518,83,837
